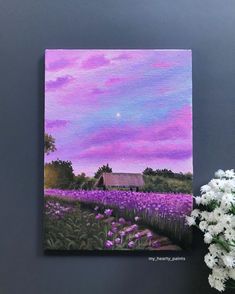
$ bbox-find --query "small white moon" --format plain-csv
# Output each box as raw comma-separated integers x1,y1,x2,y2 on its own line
116,112,121,118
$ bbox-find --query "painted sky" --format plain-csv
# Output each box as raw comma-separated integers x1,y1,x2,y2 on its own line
45,50,192,176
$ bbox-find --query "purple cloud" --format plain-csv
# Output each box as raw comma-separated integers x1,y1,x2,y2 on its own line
77,141,192,161
90,88,106,95
46,58,76,71
81,54,110,69
105,77,127,87
46,75,73,91
45,119,69,129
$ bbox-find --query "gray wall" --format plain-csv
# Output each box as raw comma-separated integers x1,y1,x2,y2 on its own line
0,0,235,293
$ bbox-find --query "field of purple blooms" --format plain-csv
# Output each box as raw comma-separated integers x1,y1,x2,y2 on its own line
44,189,193,250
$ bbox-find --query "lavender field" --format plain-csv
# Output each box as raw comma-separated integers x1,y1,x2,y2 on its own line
44,189,193,250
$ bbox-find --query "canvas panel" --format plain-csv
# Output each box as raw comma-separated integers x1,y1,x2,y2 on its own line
44,49,193,251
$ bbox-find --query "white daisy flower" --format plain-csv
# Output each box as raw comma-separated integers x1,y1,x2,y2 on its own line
194,196,202,205
223,181,235,193
224,228,235,242
204,232,213,244
215,170,225,179
209,244,223,256
191,209,200,218
221,196,233,211
213,223,224,235
212,266,229,282
208,274,225,292
199,220,208,232
201,194,211,205
222,214,233,229
205,253,218,269
225,169,235,179
207,224,224,235
207,211,216,223
229,268,235,280
213,207,224,220
185,216,196,226
222,254,235,268
209,179,223,192
200,211,209,221
201,184,211,193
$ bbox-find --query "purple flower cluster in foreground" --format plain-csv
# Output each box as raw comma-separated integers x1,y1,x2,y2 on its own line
45,189,192,222
100,215,159,249
44,189,193,249
45,201,73,218
44,190,192,243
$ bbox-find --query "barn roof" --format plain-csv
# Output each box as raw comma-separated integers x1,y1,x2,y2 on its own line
95,173,145,187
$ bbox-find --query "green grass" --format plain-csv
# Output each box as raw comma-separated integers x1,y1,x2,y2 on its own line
44,198,110,250
44,197,178,251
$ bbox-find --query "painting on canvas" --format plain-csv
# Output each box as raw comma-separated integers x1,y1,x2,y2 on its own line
44,49,193,251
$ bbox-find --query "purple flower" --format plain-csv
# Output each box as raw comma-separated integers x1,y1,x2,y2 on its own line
115,237,121,244
134,216,140,222
104,240,113,249
118,217,126,224
111,226,118,233
119,231,126,237
107,231,114,237
104,209,113,216
95,213,104,220
125,224,138,233
128,241,135,248
152,241,160,248
94,206,99,211
134,232,141,239
147,232,153,240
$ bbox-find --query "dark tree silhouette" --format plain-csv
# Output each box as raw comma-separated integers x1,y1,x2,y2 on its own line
143,167,155,176
44,133,56,154
94,164,112,179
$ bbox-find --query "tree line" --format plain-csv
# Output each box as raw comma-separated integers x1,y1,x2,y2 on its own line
143,167,192,181
44,133,114,189
44,133,192,193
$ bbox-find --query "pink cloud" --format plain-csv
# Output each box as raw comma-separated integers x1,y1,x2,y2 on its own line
157,86,174,95
112,53,132,60
105,77,127,87
90,88,106,95
58,86,111,107
150,105,192,141
79,105,192,150
77,141,192,161
79,126,136,149
153,61,177,69
81,54,110,70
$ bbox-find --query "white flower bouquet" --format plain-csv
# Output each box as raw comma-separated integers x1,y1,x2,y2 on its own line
186,169,235,292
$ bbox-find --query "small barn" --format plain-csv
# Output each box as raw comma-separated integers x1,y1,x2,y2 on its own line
95,172,145,191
